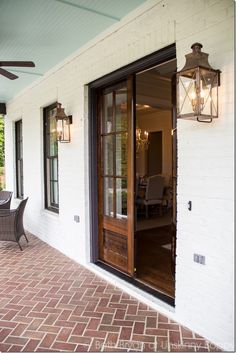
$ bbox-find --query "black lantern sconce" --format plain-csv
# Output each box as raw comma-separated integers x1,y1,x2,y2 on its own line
177,43,221,123
53,103,72,142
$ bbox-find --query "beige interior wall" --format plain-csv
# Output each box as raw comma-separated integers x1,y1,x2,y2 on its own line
136,110,172,185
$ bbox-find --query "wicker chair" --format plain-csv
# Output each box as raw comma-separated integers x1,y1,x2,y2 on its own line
0,190,12,209
0,198,28,250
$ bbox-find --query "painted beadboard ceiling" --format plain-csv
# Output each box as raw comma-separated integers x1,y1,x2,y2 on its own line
0,0,147,103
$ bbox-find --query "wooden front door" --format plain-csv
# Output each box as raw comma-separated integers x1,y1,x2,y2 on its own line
97,79,134,275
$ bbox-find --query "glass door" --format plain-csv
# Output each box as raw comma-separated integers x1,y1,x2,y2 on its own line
97,79,134,275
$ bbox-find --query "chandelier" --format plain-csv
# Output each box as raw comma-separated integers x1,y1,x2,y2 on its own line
136,127,149,152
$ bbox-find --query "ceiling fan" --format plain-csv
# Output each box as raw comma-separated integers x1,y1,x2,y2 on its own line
0,61,35,80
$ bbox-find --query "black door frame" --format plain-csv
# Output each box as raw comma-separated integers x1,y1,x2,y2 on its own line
88,43,176,306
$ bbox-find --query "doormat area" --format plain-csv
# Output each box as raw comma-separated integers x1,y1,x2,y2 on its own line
162,243,171,250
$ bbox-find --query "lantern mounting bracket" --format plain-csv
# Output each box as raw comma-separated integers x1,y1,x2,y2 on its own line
67,115,73,125
197,117,212,123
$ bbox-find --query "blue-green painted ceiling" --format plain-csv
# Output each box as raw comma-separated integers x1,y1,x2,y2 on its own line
0,0,147,103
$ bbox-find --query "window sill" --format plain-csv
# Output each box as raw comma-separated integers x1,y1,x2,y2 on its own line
42,209,60,217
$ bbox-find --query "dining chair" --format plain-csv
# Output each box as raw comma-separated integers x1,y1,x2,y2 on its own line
136,175,165,218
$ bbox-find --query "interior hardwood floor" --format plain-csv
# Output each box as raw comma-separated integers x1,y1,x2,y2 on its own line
136,224,175,298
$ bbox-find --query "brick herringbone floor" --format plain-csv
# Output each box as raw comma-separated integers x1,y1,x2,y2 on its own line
0,235,221,352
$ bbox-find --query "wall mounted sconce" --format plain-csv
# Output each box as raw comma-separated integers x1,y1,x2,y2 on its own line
177,43,221,123
136,127,149,152
53,103,72,142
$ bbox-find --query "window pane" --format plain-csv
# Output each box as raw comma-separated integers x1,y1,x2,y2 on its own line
116,133,127,177
50,181,59,205
44,104,59,212
103,92,113,133
15,120,23,199
116,178,127,220
104,177,114,217
49,118,57,157
20,139,23,159
103,135,113,175
53,158,58,181
115,87,127,131
50,158,58,181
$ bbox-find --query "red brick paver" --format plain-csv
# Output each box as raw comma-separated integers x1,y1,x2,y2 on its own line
0,235,221,352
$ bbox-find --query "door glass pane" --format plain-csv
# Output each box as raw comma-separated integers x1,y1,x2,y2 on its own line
104,177,114,217
116,178,127,220
115,87,127,131
103,135,113,176
103,92,113,133
116,133,127,177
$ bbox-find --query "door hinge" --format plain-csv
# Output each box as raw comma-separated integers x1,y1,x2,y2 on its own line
171,128,177,135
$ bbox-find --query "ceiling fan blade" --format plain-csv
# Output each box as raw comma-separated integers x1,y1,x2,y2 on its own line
0,68,18,80
0,61,35,67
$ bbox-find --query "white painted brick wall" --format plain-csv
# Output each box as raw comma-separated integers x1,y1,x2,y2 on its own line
4,0,234,349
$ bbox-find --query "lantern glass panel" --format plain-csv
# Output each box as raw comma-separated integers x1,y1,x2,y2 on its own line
56,119,63,141
62,119,70,142
178,73,196,117
56,117,70,142
178,69,218,119
199,69,218,118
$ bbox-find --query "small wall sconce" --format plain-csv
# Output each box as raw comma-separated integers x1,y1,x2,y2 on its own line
53,103,72,142
177,43,221,123
136,127,149,152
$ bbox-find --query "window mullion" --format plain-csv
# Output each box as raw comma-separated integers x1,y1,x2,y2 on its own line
112,91,116,218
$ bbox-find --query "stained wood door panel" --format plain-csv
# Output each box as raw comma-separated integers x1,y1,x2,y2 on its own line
103,216,127,236
102,230,128,272
98,78,134,275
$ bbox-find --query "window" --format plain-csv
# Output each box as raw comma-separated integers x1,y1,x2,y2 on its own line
15,120,24,199
43,104,59,212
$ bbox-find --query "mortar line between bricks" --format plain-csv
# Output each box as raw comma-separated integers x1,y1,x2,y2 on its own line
64,326,76,346
155,335,157,352
40,331,57,350
26,335,42,352
130,316,135,345
179,324,183,345
167,328,170,352
87,336,93,352
115,325,123,348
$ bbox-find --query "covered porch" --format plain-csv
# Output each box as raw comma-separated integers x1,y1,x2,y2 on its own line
0,0,234,351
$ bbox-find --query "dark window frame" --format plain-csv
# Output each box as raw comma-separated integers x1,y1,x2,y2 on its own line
43,103,59,213
15,119,24,199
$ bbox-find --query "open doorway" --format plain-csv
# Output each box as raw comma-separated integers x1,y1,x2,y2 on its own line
135,59,177,298
89,44,177,304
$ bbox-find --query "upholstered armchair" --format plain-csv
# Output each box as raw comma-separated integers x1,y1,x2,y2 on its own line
0,198,28,250
136,175,165,219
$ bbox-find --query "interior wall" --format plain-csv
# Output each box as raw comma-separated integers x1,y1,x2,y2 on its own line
137,110,172,185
